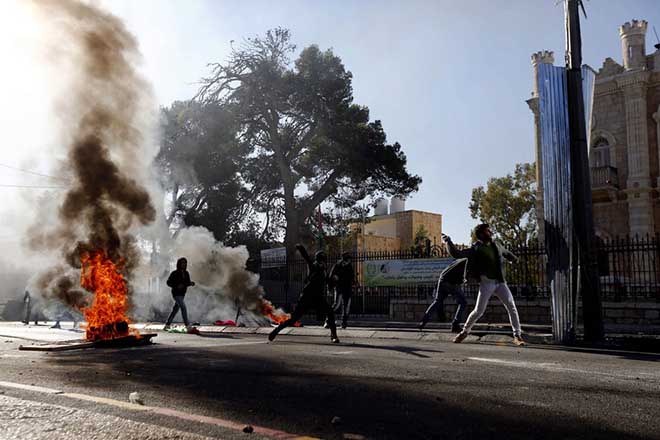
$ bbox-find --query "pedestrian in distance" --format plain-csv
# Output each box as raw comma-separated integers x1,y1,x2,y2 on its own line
444,224,525,346
22,290,31,325
269,244,340,343
418,257,468,333
325,252,356,329
164,257,197,333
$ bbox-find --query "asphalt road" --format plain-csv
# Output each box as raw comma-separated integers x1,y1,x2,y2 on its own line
0,325,658,440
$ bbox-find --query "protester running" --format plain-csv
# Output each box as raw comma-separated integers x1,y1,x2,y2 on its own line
444,224,525,346
164,257,196,333
269,244,340,343
418,257,468,333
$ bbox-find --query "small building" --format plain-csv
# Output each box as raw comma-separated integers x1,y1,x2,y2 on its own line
351,197,443,252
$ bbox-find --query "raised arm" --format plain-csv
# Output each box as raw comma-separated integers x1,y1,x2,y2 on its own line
443,234,472,259
295,244,313,268
501,245,518,263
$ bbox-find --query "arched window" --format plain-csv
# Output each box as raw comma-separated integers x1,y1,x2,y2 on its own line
591,137,612,167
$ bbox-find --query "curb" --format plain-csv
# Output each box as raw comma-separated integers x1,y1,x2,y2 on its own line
138,323,551,345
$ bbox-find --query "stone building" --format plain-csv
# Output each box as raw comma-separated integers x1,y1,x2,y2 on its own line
528,19,660,240
349,198,443,252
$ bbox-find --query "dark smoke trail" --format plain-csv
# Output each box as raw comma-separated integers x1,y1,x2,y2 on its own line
27,0,155,308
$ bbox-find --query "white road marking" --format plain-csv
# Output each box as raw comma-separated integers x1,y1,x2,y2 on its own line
468,357,659,380
0,379,310,439
0,380,63,394
329,351,355,355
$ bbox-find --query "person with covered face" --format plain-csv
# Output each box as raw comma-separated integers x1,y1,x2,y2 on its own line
164,257,196,332
326,252,356,329
444,223,525,346
269,244,340,343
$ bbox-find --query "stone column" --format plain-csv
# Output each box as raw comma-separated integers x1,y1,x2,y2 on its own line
618,73,653,236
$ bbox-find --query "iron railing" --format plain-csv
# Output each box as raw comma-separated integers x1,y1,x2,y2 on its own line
257,235,660,315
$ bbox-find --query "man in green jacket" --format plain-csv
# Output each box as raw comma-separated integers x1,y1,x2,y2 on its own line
444,224,525,346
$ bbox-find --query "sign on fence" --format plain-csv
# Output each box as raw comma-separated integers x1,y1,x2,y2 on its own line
363,258,454,287
260,247,286,268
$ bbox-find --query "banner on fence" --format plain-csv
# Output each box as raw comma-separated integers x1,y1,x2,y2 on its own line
260,247,286,268
363,258,454,287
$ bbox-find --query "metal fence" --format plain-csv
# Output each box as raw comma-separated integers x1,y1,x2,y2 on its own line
257,236,660,315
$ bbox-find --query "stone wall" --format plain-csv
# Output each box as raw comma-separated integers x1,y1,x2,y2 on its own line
358,234,401,252
390,297,660,327
411,211,443,245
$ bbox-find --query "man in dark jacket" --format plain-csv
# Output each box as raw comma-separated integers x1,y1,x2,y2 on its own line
418,258,468,333
327,252,355,329
445,224,525,346
269,244,339,343
164,257,196,331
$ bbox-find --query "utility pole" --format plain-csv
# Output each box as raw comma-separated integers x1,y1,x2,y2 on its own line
564,0,604,341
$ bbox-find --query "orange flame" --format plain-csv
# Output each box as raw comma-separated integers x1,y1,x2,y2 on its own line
259,299,301,327
80,250,138,341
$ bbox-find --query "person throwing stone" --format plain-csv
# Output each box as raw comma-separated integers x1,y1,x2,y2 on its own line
444,224,525,346
269,244,339,343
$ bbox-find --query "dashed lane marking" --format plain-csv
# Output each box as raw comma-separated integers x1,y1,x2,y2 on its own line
0,379,317,439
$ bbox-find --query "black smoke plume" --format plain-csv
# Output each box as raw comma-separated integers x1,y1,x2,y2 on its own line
27,0,155,308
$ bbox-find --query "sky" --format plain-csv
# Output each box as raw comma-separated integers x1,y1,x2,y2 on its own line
2,0,660,244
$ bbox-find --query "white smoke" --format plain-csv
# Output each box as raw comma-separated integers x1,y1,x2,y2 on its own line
0,0,279,326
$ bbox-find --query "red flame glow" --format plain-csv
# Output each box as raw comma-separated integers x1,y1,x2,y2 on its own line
260,299,301,327
80,250,138,341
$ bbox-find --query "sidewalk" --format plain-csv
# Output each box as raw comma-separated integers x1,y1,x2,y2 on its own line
2,321,659,352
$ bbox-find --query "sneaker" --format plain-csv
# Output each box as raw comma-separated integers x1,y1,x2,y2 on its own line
340,323,347,330
163,325,171,331
331,337,340,343
453,331,469,344
513,336,526,346
323,322,329,329
50,322,61,329
417,321,426,331
451,322,462,333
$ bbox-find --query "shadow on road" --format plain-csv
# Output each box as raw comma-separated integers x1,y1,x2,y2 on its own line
40,336,651,440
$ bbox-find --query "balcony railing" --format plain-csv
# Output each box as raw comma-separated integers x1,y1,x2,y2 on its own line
591,166,618,189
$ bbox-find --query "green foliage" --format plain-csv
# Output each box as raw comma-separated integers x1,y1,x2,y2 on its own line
469,163,537,246
157,101,254,243
196,28,421,254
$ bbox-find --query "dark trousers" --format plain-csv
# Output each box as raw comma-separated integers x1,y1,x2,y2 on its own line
166,295,190,327
23,302,31,324
422,281,467,325
274,294,337,338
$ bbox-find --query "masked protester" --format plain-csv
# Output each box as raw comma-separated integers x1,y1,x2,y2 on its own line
418,258,468,333
325,252,356,329
445,224,525,346
164,257,196,333
269,244,340,343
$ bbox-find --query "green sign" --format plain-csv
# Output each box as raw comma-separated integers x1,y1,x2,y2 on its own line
363,258,454,287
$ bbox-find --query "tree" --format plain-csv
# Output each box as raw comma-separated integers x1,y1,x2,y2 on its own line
157,100,252,243
195,28,421,260
469,163,537,246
